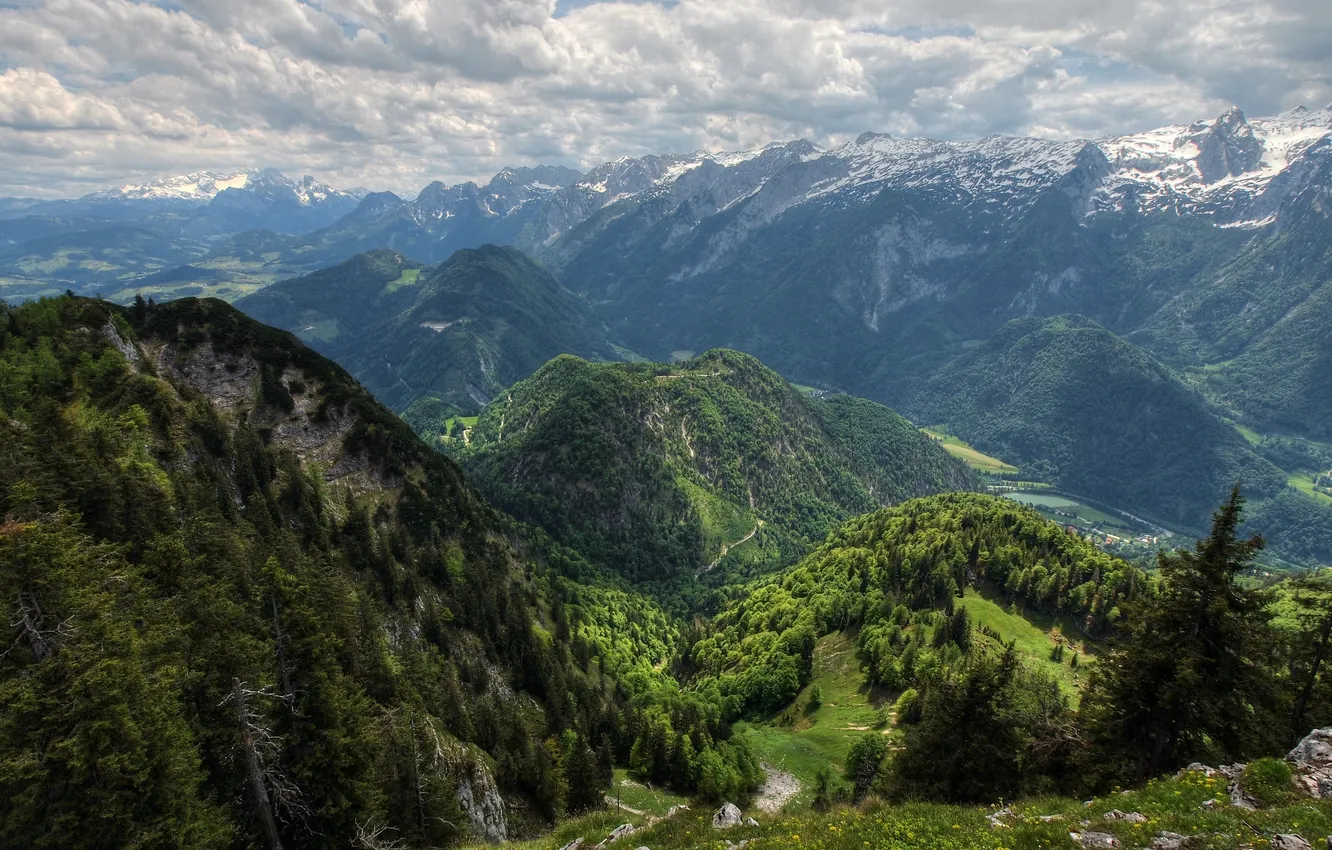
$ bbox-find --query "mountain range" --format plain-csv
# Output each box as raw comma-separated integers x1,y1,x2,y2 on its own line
3,104,1332,567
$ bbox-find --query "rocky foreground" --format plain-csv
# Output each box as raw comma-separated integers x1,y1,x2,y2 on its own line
523,729,1332,850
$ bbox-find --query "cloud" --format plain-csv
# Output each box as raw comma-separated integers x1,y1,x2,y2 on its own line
0,0,1326,197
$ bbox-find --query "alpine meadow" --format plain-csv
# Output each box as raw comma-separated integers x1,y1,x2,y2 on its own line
2,2,1332,849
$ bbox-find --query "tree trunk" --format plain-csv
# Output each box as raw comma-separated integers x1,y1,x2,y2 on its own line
234,678,284,850
1291,613,1332,737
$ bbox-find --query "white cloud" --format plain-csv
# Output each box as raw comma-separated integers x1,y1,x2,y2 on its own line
0,0,1326,197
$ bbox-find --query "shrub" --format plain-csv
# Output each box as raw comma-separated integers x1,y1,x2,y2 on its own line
1240,758,1299,808
894,689,922,724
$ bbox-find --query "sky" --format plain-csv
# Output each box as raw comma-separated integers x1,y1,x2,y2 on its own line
0,0,1329,198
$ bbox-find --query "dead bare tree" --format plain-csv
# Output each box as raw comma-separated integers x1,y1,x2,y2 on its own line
352,821,405,850
222,678,309,850
4,591,73,662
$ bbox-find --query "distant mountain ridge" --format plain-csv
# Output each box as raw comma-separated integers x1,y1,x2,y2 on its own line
236,245,622,412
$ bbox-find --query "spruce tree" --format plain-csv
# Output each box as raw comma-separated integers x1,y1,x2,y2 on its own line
1080,487,1274,782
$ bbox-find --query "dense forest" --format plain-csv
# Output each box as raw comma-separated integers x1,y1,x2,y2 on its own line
0,296,752,848
690,493,1143,720
2,295,1329,849
446,349,977,584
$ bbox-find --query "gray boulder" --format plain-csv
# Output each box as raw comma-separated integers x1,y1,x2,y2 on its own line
712,803,743,829
1272,836,1312,850
1103,810,1147,823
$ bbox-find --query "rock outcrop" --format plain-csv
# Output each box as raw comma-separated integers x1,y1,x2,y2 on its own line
712,803,743,829
1287,727,1332,799
455,760,507,844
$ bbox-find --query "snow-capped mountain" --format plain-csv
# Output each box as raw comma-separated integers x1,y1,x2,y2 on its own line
88,167,365,207
1099,105,1332,222
510,104,1332,255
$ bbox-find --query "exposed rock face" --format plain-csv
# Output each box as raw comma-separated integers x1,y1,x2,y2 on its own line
1103,810,1148,823
455,760,507,844
1187,107,1265,183
712,802,743,829
598,823,637,845
558,839,585,850
1272,836,1313,850
1287,727,1332,799
1071,831,1120,848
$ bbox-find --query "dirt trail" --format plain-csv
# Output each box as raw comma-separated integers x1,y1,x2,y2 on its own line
705,519,763,572
754,763,800,814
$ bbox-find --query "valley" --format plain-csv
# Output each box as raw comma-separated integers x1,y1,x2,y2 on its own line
3,101,1332,850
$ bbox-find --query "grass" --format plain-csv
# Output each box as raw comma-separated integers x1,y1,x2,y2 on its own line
294,318,340,343
1229,419,1264,446
920,428,1019,473
737,632,894,807
608,768,692,817
483,767,1332,849
1288,471,1332,505
958,589,1092,699
1001,492,1137,533
381,267,421,294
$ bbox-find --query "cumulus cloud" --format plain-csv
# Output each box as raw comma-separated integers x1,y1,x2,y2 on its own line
0,0,1326,197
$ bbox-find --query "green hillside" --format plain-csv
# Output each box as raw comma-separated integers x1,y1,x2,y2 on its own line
689,493,1138,719
236,245,623,413
451,350,979,583
0,295,750,848
233,248,425,346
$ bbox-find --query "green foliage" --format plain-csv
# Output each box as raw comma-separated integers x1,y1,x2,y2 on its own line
455,350,977,584
906,315,1287,537
888,646,1072,803
894,688,922,724
1080,488,1279,784
691,493,1142,717
845,733,889,801
240,246,623,413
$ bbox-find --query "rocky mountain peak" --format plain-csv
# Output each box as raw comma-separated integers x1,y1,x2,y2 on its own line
1188,106,1264,182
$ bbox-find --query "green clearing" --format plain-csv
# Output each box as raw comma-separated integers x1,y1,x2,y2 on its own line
608,768,691,817
736,632,893,806
1229,419,1263,446
1288,471,1332,505
679,478,759,564
294,317,340,343
790,383,819,395
381,267,422,294
920,427,1018,473
958,588,1092,699
609,343,651,362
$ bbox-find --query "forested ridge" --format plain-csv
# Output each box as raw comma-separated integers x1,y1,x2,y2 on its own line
0,295,753,848
447,349,978,584
690,493,1143,720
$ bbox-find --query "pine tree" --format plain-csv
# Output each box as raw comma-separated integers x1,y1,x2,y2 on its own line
1080,487,1275,782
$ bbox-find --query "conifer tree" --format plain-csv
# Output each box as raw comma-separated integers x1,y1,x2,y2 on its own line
1080,487,1275,782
